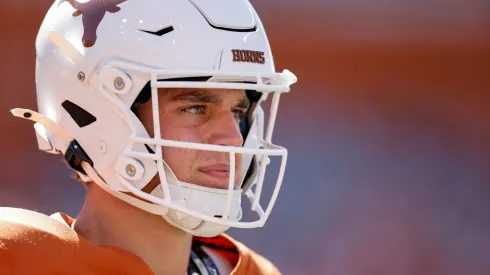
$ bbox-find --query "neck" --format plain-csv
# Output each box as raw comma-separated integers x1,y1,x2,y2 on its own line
73,184,193,275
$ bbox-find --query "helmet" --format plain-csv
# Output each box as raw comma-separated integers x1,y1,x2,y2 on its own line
12,0,297,237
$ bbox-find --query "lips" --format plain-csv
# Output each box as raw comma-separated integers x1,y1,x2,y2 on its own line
198,164,230,179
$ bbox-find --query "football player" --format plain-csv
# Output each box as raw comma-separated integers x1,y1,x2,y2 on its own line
1,0,297,274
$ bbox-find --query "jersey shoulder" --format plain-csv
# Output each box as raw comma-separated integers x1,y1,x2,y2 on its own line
0,207,151,275
195,233,282,275
0,206,81,252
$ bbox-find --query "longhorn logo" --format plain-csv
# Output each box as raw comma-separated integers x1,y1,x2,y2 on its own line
58,0,127,48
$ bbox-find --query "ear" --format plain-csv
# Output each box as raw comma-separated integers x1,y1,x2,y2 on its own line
72,10,82,17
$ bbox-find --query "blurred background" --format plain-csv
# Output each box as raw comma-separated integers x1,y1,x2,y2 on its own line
1,0,489,274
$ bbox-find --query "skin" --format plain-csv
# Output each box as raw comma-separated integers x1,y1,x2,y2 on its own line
73,88,250,275
139,87,249,190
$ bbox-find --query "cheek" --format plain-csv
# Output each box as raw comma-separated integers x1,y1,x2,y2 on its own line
159,113,203,142
162,143,198,182
160,122,204,179
160,124,204,143
162,147,194,177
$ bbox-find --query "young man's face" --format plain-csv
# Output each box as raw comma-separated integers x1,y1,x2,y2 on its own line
138,88,250,190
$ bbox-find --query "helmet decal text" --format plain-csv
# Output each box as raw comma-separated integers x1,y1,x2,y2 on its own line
231,49,265,64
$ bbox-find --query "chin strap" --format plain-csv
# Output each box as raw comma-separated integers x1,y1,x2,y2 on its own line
11,108,94,182
82,162,173,215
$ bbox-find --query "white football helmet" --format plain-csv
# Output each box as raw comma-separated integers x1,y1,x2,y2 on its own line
12,0,297,237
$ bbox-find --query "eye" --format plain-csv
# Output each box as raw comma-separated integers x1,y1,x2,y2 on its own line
180,105,207,115
232,109,247,121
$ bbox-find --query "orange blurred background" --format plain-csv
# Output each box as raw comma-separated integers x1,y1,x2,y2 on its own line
1,1,489,274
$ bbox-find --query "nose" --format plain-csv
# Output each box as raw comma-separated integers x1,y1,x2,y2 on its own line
204,111,243,147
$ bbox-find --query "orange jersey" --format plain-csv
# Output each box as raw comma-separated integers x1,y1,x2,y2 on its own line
0,207,280,275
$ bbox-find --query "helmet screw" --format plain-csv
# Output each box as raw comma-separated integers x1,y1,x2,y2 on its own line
114,77,125,90
98,140,107,154
126,164,136,177
78,72,86,82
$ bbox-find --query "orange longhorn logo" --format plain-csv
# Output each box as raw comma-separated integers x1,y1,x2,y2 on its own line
59,0,127,48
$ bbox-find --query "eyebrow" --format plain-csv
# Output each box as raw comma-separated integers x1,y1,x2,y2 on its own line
170,90,250,110
170,90,222,104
